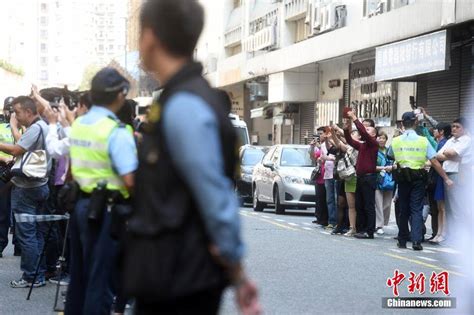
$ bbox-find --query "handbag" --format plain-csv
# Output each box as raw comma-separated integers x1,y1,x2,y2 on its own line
11,124,48,179
378,171,395,191
310,164,321,183
336,147,357,180
377,151,395,190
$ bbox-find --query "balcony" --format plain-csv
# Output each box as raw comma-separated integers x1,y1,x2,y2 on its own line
285,0,308,21
243,25,276,53
224,26,242,48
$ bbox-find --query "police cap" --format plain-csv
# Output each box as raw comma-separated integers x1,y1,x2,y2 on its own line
3,96,14,111
91,67,130,95
401,111,417,122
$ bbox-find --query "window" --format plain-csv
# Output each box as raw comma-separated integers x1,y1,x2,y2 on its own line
98,44,104,51
242,148,266,166
109,44,114,50
363,0,414,18
262,147,276,164
280,148,313,167
40,29,48,39
40,43,47,53
40,16,48,26
40,57,47,66
40,3,47,12
295,18,308,43
40,70,48,80
233,0,241,8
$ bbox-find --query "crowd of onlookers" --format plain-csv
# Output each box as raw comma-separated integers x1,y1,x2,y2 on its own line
309,107,472,248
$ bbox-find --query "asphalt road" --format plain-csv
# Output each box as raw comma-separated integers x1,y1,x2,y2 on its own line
0,205,467,314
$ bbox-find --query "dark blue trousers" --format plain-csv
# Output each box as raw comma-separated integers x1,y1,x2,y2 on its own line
397,179,425,243
65,198,118,315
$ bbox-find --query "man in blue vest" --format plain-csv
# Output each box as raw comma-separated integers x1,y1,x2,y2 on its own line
388,112,452,251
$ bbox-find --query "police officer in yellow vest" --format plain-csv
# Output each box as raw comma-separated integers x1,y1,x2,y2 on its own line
0,97,15,257
388,112,453,251
65,68,137,315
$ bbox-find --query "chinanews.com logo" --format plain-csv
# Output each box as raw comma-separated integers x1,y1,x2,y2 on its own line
382,269,456,309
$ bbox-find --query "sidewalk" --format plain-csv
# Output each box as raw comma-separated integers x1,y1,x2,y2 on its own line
0,236,58,314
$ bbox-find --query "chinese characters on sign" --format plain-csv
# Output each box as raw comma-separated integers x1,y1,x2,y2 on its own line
387,270,450,297
349,59,395,127
375,30,448,81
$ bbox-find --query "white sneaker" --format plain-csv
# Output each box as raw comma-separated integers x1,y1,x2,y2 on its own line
344,228,356,236
376,228,385,235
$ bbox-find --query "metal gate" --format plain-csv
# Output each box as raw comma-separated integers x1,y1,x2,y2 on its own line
299,103,315,144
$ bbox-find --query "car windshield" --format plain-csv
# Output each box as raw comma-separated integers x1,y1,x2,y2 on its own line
280,148,312,167
235,127,249,145
242,148,265,166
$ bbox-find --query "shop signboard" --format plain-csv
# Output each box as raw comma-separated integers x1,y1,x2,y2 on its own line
375,30,448,81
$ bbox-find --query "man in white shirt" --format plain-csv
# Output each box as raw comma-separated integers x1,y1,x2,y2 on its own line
437,117,472,236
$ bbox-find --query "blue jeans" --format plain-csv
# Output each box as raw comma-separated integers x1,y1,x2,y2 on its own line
66,198,118,315
398,179,425,243
11,184,49,281
325,179,338,225
0,180,11,252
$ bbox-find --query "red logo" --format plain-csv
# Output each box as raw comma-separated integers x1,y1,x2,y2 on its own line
387,270,450,297
429,271,450,295
407,272,426,294
387,269,406,297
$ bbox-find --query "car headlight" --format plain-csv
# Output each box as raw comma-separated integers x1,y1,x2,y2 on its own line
284,176,304,184
241,174,253,182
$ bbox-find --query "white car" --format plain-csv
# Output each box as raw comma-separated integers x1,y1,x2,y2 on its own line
252,145,316,214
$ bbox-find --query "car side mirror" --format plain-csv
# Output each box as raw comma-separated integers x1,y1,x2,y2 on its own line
263,161,274,170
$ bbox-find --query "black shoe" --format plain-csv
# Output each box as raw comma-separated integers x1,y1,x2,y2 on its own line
397,241,407,249
412,242,423,251
331,228,344,235
427,235,436,241
13,246,21,257
354,232,374,239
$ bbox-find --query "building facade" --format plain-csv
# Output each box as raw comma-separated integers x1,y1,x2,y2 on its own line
196,0,474,145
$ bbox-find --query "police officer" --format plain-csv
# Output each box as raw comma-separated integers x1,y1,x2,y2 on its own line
65,68,137,315
123,1,260,314
0,97,15,257
388,112,453,251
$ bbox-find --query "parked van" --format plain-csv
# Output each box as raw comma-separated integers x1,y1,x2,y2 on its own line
229,114,250,145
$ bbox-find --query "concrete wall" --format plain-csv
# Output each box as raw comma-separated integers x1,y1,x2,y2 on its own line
268,70,318,103
318,55,351,102
0,68,29,108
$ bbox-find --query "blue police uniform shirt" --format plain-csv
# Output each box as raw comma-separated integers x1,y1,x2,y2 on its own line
162,92,244,264
387,129,437,161
79,106,138,176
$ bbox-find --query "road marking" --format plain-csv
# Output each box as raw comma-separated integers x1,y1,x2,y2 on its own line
421,250,436,254
343,237,355,241
423,247,460,255
384,253,465,277
302,222,312,226
257,218,297,231
320,231,330,235
302,227,312,231
383,236,393,240
416,256,438,262
261,215,271,219
288,223,299,227
275,219,286,222
389,249,405,254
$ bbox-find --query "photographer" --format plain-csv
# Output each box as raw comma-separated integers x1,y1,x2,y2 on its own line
0,96,52,288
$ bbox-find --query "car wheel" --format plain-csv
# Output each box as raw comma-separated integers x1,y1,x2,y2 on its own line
253,186,265,212
273,186,285,215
